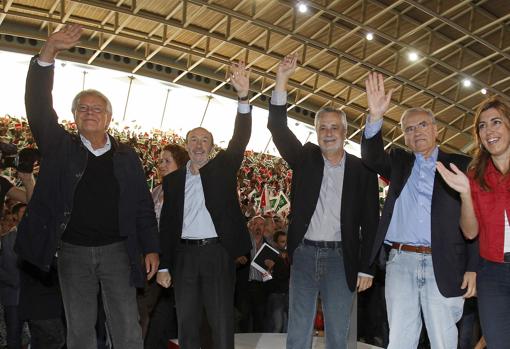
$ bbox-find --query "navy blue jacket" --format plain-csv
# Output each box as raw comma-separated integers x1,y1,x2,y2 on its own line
361,130,479,297
15,56,159,288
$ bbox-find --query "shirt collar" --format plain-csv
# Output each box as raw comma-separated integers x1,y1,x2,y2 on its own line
415,146,439,164
323,152,346,169
79,133,110,151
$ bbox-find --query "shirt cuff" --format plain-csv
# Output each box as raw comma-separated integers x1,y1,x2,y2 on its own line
36,58,54,67
238,102,251,114
158,269,169,273
271,90,287,106
358,272,374,278
364,116,383,139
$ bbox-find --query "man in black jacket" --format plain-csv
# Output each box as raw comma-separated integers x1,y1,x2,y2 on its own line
16,24,159,349
361,72,477,348
157,61,252,349
267,54,379,349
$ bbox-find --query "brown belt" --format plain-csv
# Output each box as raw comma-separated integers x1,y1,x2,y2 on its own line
392,243,432,254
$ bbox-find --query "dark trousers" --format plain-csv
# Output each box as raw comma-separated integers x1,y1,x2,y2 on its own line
477,259,510,349
58,241,143,349
144,288,178,349
28,318,66,349
247,281,267,332
4,305,22,349
173,243,235,349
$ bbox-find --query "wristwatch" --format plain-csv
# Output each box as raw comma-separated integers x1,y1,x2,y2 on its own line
238,94,249,101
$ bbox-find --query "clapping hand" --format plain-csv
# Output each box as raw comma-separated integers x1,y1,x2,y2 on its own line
436,162,470,195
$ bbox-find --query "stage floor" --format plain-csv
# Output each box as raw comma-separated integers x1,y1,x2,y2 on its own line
170,333,382,349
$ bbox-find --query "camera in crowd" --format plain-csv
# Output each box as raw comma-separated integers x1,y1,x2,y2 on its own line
0,141,41,173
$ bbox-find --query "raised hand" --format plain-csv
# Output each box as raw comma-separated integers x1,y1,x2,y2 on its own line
275,53,298,91
365,72,393,121
230,60,250,99
40,23,82,63
436,162,470,195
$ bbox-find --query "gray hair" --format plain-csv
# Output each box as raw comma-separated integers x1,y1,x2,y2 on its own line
400,107,435,127
314,106,348,135
71,89,113,115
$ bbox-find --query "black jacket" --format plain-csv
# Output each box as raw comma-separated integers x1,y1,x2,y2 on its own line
361,130,479,297
159,112,252,272
267,103,380,292
15,56,159,288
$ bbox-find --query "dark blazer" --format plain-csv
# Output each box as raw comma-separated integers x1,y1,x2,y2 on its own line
0,229,20,306
361,130,479,298
159,112,252,272
15,56,159,288
267,104,380,292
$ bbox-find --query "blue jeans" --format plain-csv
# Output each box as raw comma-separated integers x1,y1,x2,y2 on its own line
477,259,510,349
287,243,353,349
58,241,143,349
385,249,464,349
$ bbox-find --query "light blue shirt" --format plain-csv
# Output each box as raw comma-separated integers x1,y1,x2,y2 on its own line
365,118,438,246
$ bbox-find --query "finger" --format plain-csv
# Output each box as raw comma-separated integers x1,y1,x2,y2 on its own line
449,163,462,174
366,73,374,95
377,73,385,94
385,88,394,105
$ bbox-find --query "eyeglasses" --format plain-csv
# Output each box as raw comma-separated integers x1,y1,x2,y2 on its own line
77,104,106,114
403,120,434,134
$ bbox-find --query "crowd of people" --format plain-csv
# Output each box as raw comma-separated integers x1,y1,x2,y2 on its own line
0,23,508,349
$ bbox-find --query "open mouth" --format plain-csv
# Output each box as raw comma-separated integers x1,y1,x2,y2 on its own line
487,137,499,145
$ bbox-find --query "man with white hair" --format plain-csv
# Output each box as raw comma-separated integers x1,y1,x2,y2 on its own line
361,72,478,348
267,53,379,349
16,24,159,349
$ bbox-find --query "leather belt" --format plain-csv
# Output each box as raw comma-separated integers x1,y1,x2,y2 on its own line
303,239,342,249
392,243,432,254
180,237,219,246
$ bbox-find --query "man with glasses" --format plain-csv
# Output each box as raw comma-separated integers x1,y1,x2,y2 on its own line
361,72,478,348
16,24,160,348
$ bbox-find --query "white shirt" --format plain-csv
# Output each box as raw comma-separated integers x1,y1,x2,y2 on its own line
304,155,345,241
80,134,111,156
181,161,218,239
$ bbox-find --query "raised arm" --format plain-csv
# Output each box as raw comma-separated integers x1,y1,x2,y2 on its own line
361,72,394,178
267,53,304,168
225,60,252,164
26,24,82,155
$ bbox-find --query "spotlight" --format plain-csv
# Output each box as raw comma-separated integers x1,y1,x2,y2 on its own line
408,52,419,61
462,79,472,88
481,88,487,95
366,33,374,41
298,3,308,13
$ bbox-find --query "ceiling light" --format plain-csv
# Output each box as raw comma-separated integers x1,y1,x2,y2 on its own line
366,33,374,41
298,3,308,13
408,52,419,61
462,79,472,87
481,88,487,95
